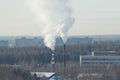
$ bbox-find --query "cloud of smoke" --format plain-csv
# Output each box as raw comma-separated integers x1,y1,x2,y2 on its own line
25,0,74,50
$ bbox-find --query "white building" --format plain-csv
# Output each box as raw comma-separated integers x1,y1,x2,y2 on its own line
80,55,120,66
31,72,56,80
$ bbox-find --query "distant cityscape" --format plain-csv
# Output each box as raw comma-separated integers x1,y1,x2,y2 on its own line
0,37,93,47
0,35,120,47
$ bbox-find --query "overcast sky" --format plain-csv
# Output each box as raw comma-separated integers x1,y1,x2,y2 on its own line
0,0,120,36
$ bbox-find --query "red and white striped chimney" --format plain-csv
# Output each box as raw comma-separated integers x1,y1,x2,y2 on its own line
51,50,55,72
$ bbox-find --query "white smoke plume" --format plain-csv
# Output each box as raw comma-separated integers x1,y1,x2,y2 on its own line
25,0,75,50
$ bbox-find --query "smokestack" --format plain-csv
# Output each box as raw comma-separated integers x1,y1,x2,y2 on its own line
26,0,75,74
80,56,82,67
63,44,67,75
51,50,55,72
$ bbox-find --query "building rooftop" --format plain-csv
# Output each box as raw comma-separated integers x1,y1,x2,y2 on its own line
31,72,55,79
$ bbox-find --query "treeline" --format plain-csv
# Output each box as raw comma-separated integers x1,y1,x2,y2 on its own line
0,65,25,80
0,40,120,65
0,65,34,80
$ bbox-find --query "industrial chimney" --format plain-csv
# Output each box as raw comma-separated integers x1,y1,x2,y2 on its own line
63,44,67,75
51,50,55,72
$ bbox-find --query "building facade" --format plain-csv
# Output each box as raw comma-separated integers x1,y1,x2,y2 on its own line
15,37,43,47
0,40,9,47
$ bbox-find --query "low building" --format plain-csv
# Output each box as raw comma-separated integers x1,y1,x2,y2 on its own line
91,51,120,56
79,55,120,74
80,55,120,65
31,72,56,80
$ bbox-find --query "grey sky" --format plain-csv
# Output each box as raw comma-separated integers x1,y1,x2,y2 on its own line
0,0,120,36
